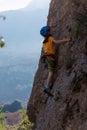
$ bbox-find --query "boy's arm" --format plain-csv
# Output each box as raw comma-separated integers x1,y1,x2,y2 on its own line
53,38,70,44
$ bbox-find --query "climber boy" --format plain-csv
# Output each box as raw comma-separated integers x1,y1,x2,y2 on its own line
40,25,70,95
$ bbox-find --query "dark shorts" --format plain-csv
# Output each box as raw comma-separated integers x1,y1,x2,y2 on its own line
45,57,56,72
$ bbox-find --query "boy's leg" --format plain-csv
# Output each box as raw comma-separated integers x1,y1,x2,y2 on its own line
47,71,54,87
44,58,55,93
44,71,54,93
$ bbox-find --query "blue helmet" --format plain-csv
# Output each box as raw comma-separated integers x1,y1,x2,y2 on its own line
40,26,50,37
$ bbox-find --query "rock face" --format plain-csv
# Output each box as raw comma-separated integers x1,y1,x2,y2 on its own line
27,0,87,130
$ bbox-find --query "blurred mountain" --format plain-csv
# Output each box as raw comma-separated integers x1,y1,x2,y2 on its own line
0,0,50,105
24,0,50,11
0,54,39,105
2,100,22,112
0,7,49,52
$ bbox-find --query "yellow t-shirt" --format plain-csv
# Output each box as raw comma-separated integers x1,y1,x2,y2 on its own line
43,36,55,55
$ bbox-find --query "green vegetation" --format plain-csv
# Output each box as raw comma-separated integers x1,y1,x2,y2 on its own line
71,1,87,38
0,41,5,48
0,124,5,130
17,116,34,130
0,107,34,130
20,108,26,120
72,13,87,37
0,108,5,130
17,108,34,130
71,72,87,93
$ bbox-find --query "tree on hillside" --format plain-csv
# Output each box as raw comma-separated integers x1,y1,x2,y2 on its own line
0,15,6,48
0,108,4,130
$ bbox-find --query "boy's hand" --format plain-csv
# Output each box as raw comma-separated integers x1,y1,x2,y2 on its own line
66,37,72,42
66,38,70,42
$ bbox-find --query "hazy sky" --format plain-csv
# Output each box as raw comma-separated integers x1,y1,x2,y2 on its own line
0,0,32,12
0,0,51,12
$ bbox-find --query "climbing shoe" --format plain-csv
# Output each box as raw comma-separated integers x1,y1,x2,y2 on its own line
43,85,49,92
44,84,53,92
43,85,53,97
49,83,54,90
44,85,52,93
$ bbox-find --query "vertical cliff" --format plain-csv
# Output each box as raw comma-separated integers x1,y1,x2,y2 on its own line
27,0,87,130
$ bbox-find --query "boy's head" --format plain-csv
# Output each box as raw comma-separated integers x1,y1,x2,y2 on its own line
40,26,50,37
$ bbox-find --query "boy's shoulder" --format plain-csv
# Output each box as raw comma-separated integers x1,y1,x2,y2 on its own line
49,36,54,41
